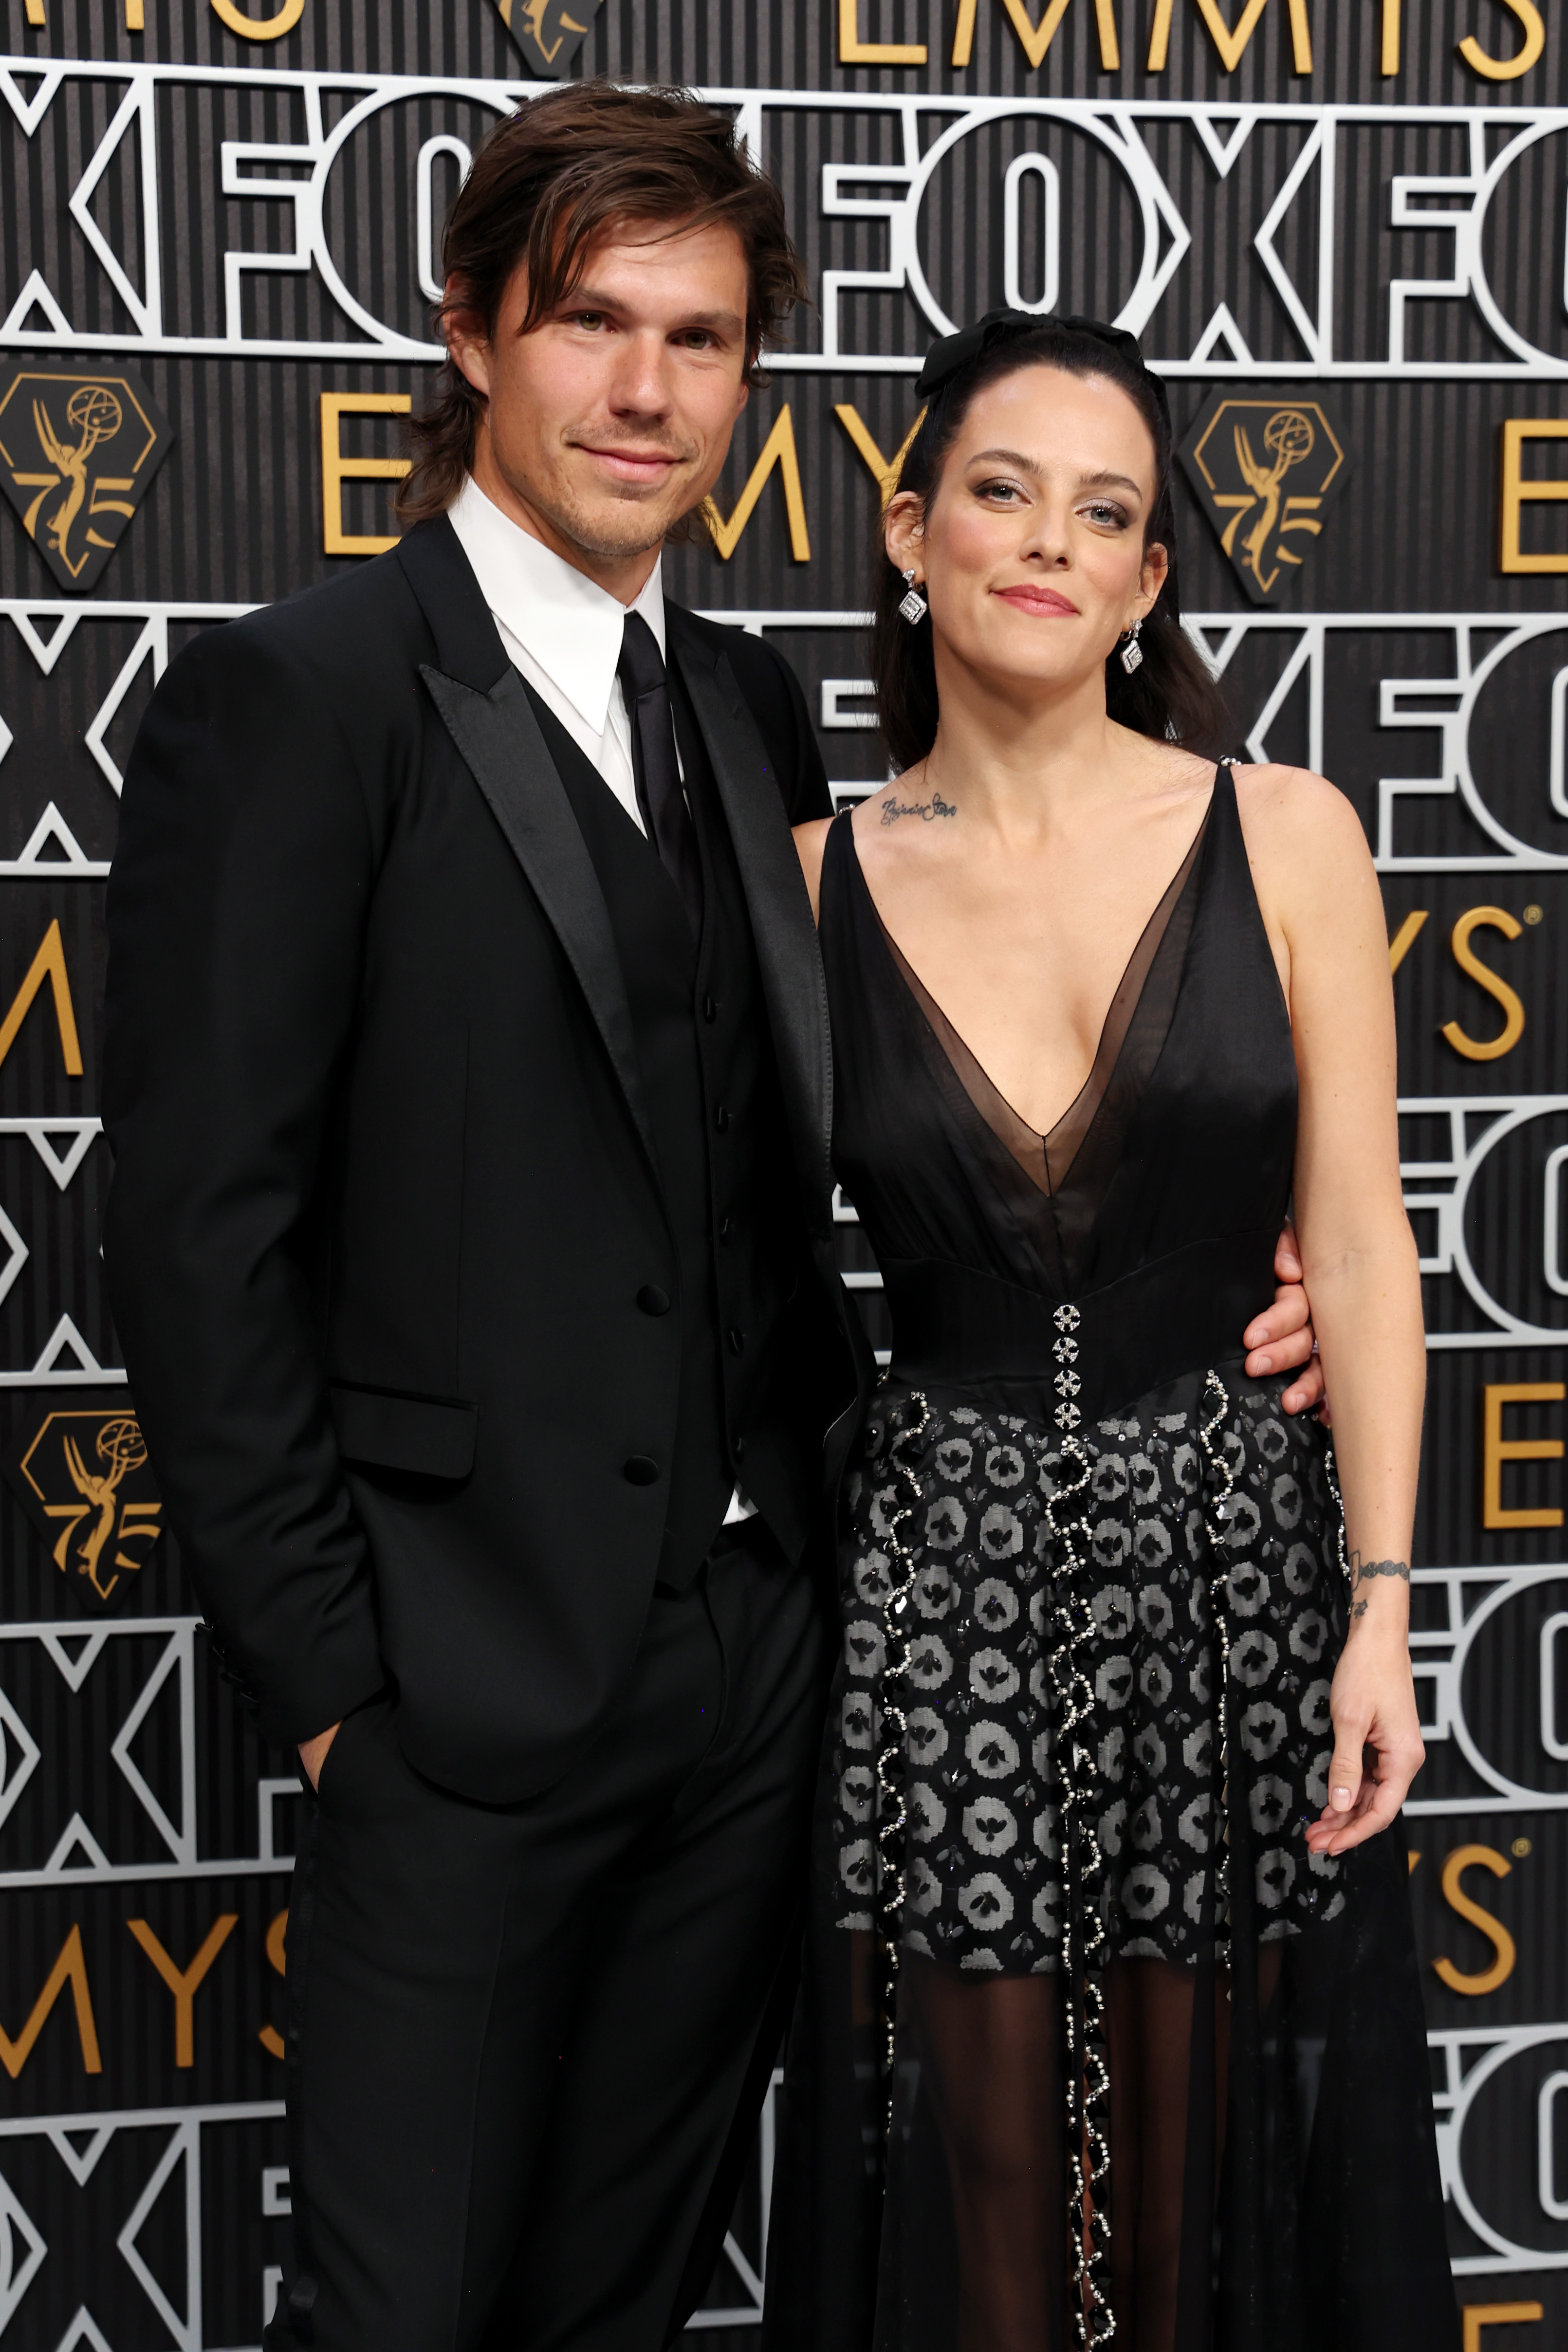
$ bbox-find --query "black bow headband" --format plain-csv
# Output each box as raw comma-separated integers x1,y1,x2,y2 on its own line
914,308,1171,436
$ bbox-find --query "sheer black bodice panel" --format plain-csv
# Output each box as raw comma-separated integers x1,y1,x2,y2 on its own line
823,768,1298,1420
765,770,1457,2352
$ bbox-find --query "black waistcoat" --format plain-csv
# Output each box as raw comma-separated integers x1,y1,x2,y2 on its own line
524,679,805,1585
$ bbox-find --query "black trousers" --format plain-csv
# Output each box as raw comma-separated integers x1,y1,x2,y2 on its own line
266,1520,829,2352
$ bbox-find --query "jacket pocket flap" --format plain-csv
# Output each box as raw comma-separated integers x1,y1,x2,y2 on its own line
330,1384,478,1480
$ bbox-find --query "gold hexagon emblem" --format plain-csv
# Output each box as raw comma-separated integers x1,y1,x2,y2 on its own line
3,1403,163,1612
1178,393,1348,605
0,363,173,592
492,0,604,74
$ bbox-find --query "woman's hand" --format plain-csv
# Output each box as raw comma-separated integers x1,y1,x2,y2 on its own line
1303,1560,1424,1857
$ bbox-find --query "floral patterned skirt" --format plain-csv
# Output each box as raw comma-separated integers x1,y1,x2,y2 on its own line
832,1363,1347,1975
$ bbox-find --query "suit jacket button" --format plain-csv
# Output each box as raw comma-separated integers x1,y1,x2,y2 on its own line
714,1104,730,1133
636,1285,671,1315
623,1455,660,1486
728,1327,746,1354
703,995,718,1023
718,1216,734,1242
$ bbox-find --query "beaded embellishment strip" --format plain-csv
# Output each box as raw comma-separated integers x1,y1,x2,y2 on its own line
866,1341,1252,2346
1045,1304,1114,2340
1197,1369,1239,1974
873,1387,934,2133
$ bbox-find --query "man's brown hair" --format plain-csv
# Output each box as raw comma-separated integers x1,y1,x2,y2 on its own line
398,81,807,523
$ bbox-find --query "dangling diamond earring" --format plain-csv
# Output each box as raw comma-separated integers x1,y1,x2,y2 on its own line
898,568,928,626
1120,619,1144,675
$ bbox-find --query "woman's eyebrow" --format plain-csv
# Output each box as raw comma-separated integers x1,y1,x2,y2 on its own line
962,450,1145,498
964,446,1039,471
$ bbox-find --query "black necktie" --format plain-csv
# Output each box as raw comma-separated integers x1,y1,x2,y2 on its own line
617,611,704,942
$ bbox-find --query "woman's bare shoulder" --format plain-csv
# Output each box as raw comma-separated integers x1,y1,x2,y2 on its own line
1229,762,1381,946
792,814,834,922
1229,760,1369,870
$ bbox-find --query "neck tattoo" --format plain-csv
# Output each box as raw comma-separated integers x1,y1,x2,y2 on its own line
881,790,958,827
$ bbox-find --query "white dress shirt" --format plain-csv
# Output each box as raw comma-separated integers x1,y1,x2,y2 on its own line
447,472,665,835
448,475,751,1525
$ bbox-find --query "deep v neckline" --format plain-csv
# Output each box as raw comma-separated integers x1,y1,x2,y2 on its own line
840,777,1217,1201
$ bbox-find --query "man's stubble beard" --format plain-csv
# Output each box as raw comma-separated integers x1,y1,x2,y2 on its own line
543,467,706,567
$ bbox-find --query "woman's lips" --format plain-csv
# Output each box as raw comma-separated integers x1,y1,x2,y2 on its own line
992,585,1081,617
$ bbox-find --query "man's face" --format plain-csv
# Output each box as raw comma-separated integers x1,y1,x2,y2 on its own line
448,220,753,595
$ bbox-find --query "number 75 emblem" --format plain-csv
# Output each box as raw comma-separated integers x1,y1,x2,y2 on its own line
0,363,173,592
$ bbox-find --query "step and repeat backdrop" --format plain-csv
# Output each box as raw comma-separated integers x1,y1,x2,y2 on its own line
0,0,1566,2344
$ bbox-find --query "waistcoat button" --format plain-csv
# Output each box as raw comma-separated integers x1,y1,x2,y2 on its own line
622,1455,660,1486
636,1285,671,1316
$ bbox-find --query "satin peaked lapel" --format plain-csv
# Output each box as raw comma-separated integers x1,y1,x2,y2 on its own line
420,662,660,1182
667,615,834,1234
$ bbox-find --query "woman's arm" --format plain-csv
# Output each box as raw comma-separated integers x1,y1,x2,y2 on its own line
1245,767,1426,1858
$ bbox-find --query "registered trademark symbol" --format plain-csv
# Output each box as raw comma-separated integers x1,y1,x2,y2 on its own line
1522,905,1543,925
1511,1836,1532,1857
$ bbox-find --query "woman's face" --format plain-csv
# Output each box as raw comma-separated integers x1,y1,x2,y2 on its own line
886,364,1168,705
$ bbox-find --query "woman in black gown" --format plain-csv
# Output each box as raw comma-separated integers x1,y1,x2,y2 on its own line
765,315,1456,2352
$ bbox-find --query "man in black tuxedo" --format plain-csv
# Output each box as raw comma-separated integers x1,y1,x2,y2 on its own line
103,81,1323,2352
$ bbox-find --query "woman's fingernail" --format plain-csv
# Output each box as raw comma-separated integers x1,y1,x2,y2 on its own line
1255,1354,1272,1373
1331,1786,1352,1808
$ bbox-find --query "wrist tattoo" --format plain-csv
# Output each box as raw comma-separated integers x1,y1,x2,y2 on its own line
881,791,957,826
1347,1552,1409,1619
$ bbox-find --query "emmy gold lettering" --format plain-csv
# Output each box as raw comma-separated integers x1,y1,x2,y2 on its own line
1432,1845,1516,1995
209,0,308,36
0,1925,102,2078
1147,0,1311,74
0,919,85,1078
1482,1382,1564,1531
1387,909,1428,972
952,0,1118,69
1462,2309,1547,2352
1499,421,1568,574
838,0,927,61
127,1913,239,2068
260,1908,288,2061
1380,0,1401,69
1457,0,1545,76
1442,906,1526,1060
833,405,927,510
321,393,411,558
701,405,811,563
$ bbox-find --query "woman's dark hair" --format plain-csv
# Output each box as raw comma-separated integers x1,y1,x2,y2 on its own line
399,81,807,523
871,317,1231,772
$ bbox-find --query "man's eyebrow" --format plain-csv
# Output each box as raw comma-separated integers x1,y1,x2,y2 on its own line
963,448,1144,497
548,288,745,337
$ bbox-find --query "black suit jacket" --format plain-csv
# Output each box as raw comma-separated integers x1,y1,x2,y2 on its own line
102,517,870,1801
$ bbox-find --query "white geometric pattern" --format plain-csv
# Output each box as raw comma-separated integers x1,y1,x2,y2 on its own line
0,2169,46,2333
0,63,1563,377
1410,1566,1568,1817
0,1621,284,1887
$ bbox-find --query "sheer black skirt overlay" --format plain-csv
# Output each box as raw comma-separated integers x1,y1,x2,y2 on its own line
764,1377,1458,2352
